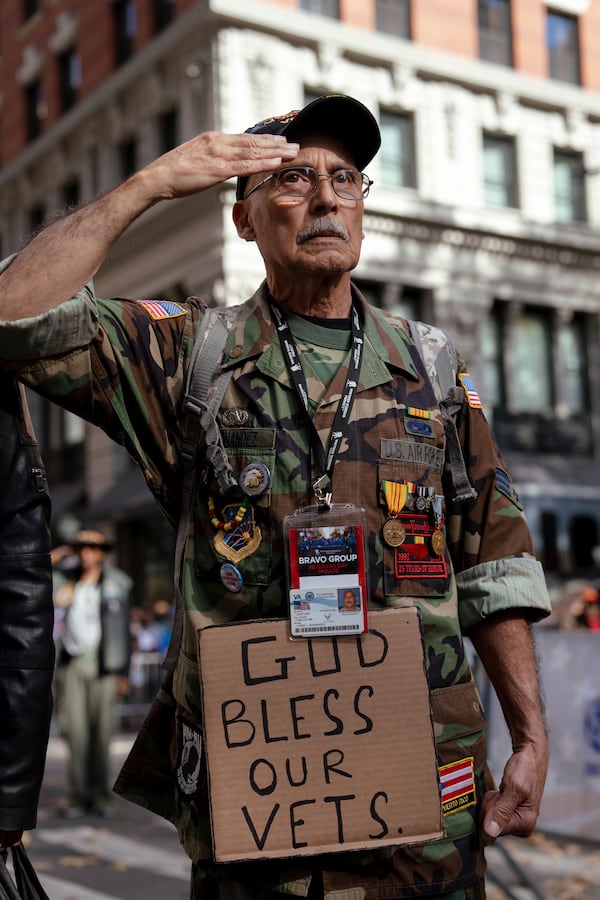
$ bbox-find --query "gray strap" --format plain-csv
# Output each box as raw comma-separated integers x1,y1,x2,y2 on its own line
441,390,477,503
163,307,236,672
408,319,475,503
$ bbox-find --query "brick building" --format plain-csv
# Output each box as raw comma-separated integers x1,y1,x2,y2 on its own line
1,0,600,599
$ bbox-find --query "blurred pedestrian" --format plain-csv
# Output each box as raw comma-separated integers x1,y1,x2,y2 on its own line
567,584,600,631
54,529,132,817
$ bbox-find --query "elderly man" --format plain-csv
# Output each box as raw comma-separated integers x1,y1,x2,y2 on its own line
0,95,550,899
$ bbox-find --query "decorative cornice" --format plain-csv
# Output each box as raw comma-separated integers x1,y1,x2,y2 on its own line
364,211,600,270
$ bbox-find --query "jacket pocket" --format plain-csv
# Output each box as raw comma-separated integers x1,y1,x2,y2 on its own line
378,459,450,599
194,437,276,587
430,679,488,840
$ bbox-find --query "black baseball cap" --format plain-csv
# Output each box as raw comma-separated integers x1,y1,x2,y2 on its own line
236,94,381,200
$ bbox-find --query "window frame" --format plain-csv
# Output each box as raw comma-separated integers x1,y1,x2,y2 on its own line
478,0,513,67
553,147,587,223
379,109,417,189
482,131,519,209
375,0,411,38
546,8,581,84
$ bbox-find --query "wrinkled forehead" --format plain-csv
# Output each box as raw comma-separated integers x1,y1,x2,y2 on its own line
242,131,358,198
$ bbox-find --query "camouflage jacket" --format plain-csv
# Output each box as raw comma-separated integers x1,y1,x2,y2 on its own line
0,277,551,898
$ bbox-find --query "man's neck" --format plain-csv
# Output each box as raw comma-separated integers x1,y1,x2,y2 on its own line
267,273,353,318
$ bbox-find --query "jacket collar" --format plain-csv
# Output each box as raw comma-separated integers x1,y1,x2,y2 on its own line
221,282,420,389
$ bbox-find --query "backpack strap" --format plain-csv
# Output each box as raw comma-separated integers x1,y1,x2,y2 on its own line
164,305,238,672
408,320,476,504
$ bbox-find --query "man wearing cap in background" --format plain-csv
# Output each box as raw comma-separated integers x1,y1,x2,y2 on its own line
53,529,131,818
0,94,550,897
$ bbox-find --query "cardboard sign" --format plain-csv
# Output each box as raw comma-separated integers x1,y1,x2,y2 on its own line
198,607,444,862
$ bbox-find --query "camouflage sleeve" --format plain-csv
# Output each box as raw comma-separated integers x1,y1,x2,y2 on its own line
0,277,203,525
0,256,99,360
445,369,551,630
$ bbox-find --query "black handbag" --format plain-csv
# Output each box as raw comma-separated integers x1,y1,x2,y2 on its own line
0,844,49,900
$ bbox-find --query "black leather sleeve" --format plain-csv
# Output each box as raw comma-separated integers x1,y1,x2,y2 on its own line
0,376,54,830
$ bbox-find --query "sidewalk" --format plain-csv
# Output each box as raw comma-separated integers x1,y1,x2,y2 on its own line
37,734,600,899
486,831,600,899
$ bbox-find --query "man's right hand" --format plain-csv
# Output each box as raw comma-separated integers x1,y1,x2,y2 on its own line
0,131,298,322
136,132,299,202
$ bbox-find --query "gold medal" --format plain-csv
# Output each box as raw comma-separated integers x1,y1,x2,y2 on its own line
382,519,406,548
431,528,446,556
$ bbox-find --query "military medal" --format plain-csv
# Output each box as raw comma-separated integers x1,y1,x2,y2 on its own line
431,528,446,556
382,518,406,547
381,480,410,547
430,496,446,556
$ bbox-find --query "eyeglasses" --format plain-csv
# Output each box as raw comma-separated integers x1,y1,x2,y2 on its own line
244,166,373,201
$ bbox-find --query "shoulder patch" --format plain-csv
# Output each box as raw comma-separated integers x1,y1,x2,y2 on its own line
137,299,186,320
458,372,483,409
495,466,523,509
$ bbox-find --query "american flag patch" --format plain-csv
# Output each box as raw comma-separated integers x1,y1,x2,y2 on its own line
138,299,185,320
439,757,476,816
458,373,483,409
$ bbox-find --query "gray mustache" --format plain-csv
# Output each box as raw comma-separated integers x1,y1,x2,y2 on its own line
297,219,350,244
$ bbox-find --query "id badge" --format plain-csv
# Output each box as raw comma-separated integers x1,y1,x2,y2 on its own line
283,504,368,638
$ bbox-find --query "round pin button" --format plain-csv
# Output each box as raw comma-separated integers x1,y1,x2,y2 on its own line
239,461,271,498
220,563,243,592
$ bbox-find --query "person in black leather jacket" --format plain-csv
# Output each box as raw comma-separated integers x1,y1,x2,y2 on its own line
0,375,54,849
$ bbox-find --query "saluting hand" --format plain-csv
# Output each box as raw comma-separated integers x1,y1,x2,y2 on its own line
136,132,300,202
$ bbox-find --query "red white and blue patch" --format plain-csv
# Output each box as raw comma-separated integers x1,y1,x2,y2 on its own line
458,373,483,409
439,756,476,816
137,299,185,320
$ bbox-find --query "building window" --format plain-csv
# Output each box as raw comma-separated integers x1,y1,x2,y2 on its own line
481,312,503,408
482,133,518,208
376,0,411,38
119,137,138,179
23,0,39,20
113,0,137,66
159,108,178,154
29,204,45,235
299,0,339,17
353,281,423,320
25,80,44,141
547,10,580,84
58,48,81,113
478,0,513,66
553,149,586,223
154,0,175,32
571,516,598,568
558,317,587,413
379,111,416,188
513,310,553,412
62,179,80,210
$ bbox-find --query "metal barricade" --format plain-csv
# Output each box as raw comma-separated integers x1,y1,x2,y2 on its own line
118,650,164,730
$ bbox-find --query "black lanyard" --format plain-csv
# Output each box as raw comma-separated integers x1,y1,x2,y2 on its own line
268,297,364,509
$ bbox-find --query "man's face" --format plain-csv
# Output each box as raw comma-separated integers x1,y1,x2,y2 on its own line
233,133,365,289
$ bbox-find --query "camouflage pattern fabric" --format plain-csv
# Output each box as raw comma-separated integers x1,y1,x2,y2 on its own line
0,279,551,898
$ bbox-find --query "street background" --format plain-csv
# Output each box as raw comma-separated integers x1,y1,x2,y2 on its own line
16,729,600,900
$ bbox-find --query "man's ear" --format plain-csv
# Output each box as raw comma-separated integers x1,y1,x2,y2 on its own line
232,201,256,242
